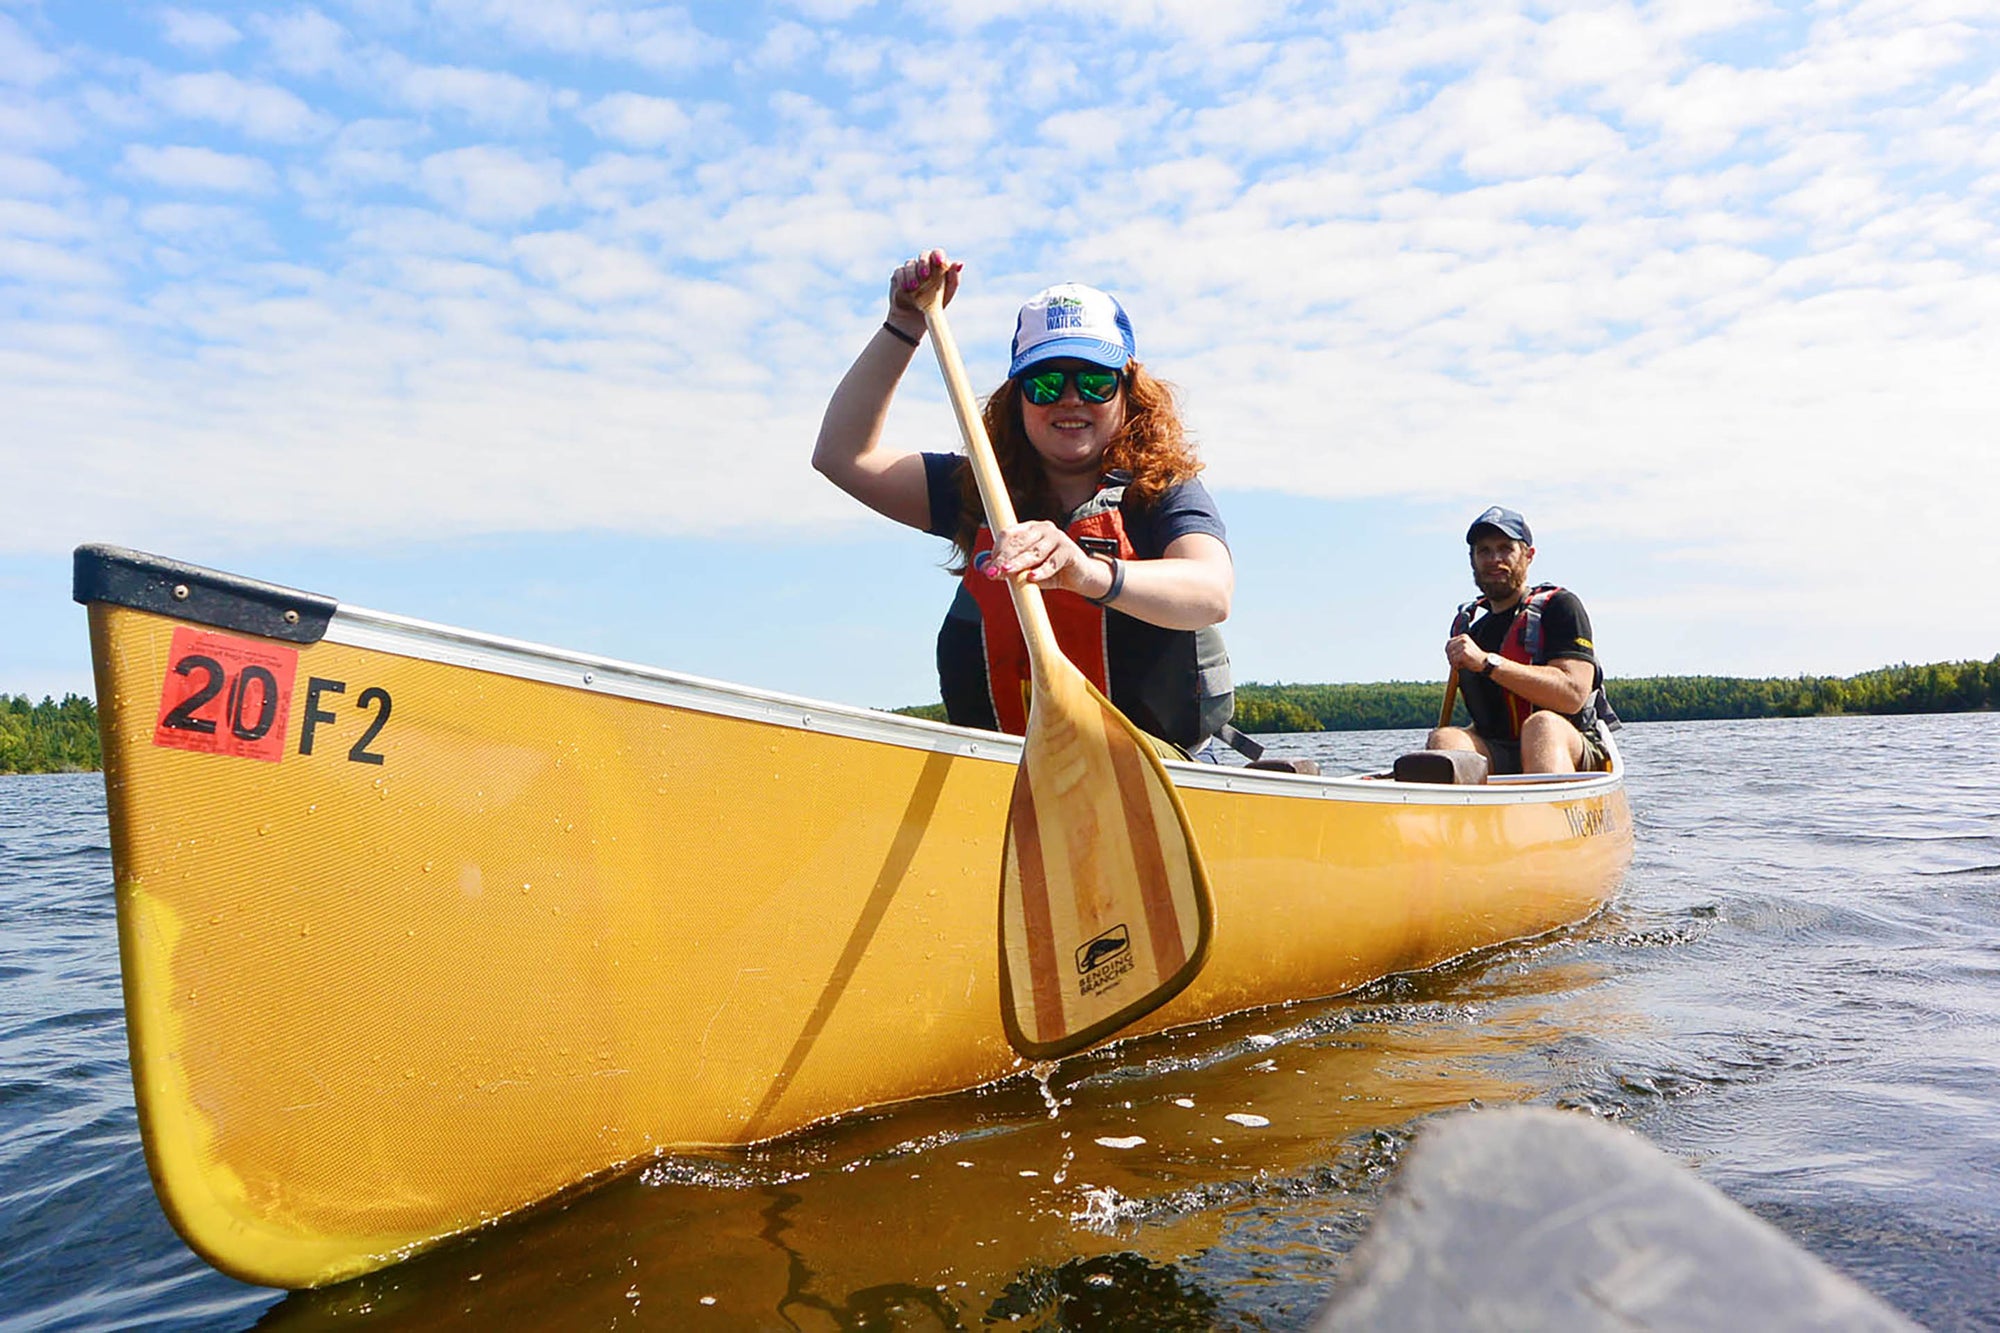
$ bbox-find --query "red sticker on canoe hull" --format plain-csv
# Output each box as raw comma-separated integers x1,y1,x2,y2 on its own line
153,627,299,763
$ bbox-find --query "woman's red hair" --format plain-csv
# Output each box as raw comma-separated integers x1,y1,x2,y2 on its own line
946,361,1201,568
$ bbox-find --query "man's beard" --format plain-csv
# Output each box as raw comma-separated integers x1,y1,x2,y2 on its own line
1476,567,1527,601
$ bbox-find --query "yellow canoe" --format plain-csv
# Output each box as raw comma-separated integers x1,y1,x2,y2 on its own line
74,543,1632,1290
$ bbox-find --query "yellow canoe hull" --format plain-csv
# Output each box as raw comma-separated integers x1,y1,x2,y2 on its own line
78,546,1631,1289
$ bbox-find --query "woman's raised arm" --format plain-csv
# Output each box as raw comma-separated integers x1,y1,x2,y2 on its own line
811,249,961,532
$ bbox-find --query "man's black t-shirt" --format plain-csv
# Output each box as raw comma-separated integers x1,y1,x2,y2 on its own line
1459,589,1598,742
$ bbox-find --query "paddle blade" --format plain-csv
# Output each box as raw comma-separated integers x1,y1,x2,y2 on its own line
998,665,1214,1059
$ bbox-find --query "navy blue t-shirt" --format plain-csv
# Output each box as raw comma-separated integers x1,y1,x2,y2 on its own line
919,452,1228,555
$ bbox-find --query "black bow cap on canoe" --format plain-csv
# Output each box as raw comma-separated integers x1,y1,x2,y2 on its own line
73,544,337,645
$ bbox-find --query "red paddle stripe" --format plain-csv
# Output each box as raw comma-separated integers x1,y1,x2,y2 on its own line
1011,767,1064,1040
1107,733,1186,978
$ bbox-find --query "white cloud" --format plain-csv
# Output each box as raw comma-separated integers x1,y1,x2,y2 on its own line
136,200,269,251
159,8,243,55
430,0,720,71
512,230,669,302
342,205,513,261
917,0,1289,41
0,150,71,194
578,91,689,147
418,145,565,221
1532,7,1672,90
79,85,155,134
0,197,87,242
122,143,279,192
0,235,113,284
0,88,79,148
257,7,351,77
781,0,872,18
154,72,328,142
1037,107,1138,160
392,60,548,127
747,20,818,70
0,13,62,87
1434,76,1628,179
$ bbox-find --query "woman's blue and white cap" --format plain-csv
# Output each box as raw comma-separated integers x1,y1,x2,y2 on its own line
1008,283,1136,378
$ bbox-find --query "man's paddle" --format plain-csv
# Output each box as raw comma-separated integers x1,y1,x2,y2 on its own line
1438,671,1459,730
915,278,1214,1061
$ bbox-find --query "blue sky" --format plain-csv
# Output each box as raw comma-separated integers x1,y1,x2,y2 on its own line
3,0,1996,710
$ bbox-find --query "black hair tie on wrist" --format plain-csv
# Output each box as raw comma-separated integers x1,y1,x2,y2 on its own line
881,321,921,347
1085,555,1125,606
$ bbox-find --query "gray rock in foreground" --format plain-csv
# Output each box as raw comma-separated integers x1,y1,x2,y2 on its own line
1313,1106,1921,1332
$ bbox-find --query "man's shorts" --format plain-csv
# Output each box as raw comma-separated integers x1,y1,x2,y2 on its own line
1485,723,1610,775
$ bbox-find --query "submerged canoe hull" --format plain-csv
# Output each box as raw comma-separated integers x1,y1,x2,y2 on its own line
78,545,1631,1289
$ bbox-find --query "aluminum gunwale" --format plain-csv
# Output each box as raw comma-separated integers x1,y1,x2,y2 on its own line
325,605,1624,809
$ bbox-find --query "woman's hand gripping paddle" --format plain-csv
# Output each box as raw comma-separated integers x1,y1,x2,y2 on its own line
915,274,1214,1060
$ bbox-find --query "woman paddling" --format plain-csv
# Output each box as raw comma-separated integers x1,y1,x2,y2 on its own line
813,248,1234,755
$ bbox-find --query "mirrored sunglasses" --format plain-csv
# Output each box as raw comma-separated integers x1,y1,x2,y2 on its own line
1020,367,1122,406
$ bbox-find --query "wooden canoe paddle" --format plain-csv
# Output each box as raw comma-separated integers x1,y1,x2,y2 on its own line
1438,670,1459,730
915,277,1214,1061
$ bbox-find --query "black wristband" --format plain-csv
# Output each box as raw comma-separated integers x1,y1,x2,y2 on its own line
881,321,921,348
1084,556,1125,606
1481,658,1499,677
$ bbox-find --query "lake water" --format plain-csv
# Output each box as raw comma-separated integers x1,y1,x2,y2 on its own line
3,712,1997,1331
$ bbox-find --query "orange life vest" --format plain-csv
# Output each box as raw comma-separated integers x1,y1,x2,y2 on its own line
962,487,1134,736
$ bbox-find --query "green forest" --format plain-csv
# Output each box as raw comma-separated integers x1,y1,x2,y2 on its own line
1234,656,2000,732
5,657,1997,773
898,655,2000,734
1,695,100,774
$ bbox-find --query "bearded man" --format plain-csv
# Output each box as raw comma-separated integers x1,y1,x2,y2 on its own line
1426,507,1618,775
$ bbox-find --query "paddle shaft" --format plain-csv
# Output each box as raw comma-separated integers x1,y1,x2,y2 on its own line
913,274,1215,1059
915,286,1064,686
1438,671,1458,730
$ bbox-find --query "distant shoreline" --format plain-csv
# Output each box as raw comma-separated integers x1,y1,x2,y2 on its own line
1,695,98,776
896,656,2000,733
7,656,1997,773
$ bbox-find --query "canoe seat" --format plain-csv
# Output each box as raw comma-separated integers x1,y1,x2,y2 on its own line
1392,750,1489,785
1247,758,1321,775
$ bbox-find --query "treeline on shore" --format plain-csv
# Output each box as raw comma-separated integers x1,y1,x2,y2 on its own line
1231,656,2000,733
1,695,99,774
896,656,2000,733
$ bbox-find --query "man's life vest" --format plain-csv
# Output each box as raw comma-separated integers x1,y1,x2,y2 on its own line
1451,584,1621,741
938,476,1232,752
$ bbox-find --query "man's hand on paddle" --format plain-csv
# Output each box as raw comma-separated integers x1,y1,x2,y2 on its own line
1444,634,1488,674
1447,634,1596,715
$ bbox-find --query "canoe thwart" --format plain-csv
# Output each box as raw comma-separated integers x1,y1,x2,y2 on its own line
1219,723,1319,775
1391,750,1490,785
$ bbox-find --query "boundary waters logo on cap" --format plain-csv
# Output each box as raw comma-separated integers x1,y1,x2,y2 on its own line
1009,283,1136,377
